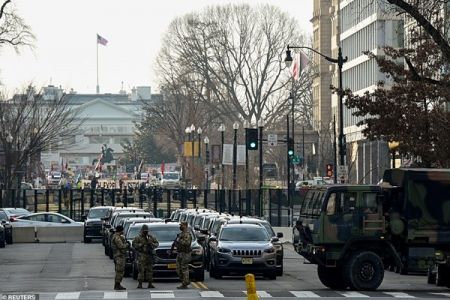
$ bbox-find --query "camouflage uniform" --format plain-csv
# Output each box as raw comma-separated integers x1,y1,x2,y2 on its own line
174,230,192,287
133,230,159,285
111,231,128,289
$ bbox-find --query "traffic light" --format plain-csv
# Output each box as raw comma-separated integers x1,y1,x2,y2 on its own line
287,138,294,157
326,164,333,177
246,128,258,150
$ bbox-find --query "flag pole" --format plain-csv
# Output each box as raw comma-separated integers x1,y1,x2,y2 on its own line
96,34,99,94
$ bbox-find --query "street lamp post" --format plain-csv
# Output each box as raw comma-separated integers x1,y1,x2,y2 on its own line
388,141,400,169
190,124,195,187
197,128,202,159
232,122,239,213
244,121,250,216
204,136,210,190
258,119,264,217
185,127,191,183
285,45,348,169
218,124,226,190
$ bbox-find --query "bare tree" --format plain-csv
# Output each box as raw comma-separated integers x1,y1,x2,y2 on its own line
0,0,34,52
0,87,82,189
156,4,308,126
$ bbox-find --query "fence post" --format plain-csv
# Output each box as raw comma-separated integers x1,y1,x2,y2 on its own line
193,189,197,208
69,189,74,219
147,188,151,211
111,189,116,206
0,189,2,208
153,188,157,217
139,188,143,209
90,189,94,208
34,190,38,213
81,189,85,217
269,189,272,225
124,189,128,207
214,189,218,212
45,189,50,212
58,189,62,214
167,189,171,217
11,189,15,207
101,188,105,206
277,189,282,227
228,191,232,214
238,190,242,216
21,189,26,209
204,189,208,209
257,189,262,217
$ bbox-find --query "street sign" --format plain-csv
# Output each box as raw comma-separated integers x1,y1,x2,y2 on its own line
337,165,348,182
292,155,300,165
267,134,277,146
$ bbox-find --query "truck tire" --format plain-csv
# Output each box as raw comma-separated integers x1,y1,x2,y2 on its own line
317,265,347,290
345,251,384,291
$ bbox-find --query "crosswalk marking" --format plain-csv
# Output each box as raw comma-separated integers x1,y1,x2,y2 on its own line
340,291,370,298
104,291,128,299
55,292,80,300
431,293,450,297
200,291,224,297
150,291,175,299
290,291,321,298
243,291,272,298
384,292,416,298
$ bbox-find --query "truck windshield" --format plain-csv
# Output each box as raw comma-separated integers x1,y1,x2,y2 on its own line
300,190,324,218
163,173,179,180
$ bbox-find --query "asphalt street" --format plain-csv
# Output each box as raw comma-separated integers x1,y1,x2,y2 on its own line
0,242,449,299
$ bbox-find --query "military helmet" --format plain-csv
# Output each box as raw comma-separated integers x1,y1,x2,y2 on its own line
116,225,124,232
180,221,188,227
141,224,149,231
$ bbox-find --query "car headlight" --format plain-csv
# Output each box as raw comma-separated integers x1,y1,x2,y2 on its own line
192,247,203,255
218,247,231,253
264,247,275,253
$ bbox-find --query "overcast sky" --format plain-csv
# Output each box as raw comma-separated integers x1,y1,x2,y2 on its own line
0,0,313,94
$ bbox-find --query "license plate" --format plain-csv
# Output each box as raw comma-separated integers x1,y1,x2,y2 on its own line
167,263,177,269
241,257,253,265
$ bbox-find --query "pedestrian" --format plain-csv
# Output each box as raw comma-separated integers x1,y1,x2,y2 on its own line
111,225,129,290
170,221,192,289
133,224,159,288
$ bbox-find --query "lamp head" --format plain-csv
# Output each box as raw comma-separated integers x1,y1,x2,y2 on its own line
218,124,225,132
284,48,293,68
204,136,209,144
233,122,239,130
190,124,195,132
185,127,191,134
197,127,202,134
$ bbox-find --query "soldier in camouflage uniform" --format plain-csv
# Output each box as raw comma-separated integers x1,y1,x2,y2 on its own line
111,225,129,290
133,224,159,289
171,221,192,289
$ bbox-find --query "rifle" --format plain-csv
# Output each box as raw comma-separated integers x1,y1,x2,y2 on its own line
169,233,180,254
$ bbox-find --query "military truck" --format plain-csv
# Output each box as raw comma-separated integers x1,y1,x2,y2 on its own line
294,168,450,290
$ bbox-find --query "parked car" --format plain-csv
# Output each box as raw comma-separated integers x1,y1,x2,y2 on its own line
0,208,31,221
226,217,284,276
208,223,278,279
14,212,82,227
0,211,12,245
83,206,115,243
129,222,205,281
105,211,154,259
100,207,145,247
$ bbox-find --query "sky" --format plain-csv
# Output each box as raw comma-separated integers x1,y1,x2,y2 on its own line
0,0,313,94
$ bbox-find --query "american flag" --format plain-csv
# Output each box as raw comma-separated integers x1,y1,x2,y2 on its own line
292,52,309,81
97,34,108,46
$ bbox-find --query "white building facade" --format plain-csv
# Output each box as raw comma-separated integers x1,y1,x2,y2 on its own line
329,0,404,183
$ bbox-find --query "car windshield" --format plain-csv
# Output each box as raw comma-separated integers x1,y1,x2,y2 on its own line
163,173,179,180
0,211,8,221
194,216,204,226
88,208,110,219
220,227,270,241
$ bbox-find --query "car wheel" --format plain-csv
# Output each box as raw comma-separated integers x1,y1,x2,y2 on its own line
132,263,138,280
344,251,384,291
6,233,12,245
427,265,436,284
277,264,283,276
0,238,5,248
84,236,91,243
193,268,205,282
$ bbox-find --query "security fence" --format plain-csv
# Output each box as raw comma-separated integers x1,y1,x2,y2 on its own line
0,187,302,226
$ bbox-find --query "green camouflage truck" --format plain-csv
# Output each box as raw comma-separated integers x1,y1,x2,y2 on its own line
293,168,450,290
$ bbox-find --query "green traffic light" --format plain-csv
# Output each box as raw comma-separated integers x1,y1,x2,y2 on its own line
250,142,256,148
288,150,294,156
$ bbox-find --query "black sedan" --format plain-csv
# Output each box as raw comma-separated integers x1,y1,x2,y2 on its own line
0,210,13,246
129,222,205,282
